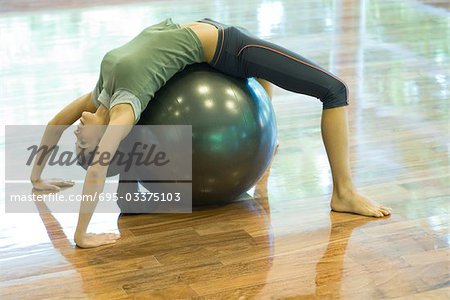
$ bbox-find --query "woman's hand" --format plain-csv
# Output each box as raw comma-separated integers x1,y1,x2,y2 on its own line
75,232,120,248
32,178,75,191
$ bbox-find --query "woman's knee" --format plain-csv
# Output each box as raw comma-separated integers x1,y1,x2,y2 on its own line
322,80,349,109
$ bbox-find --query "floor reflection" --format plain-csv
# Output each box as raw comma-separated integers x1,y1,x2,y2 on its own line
252,166,380,298
30,171,275,298
28,163,380,298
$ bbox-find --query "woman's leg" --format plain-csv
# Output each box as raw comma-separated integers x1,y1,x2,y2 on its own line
232,28,391,217
322,107,391,217
236,30,348,109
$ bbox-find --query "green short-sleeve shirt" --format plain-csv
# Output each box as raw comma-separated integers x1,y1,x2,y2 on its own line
92,18,204,124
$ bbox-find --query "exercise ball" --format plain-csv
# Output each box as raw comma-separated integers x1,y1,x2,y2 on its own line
134,63,277,206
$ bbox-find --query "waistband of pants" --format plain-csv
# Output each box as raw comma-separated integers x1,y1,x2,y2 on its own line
196,18,227,66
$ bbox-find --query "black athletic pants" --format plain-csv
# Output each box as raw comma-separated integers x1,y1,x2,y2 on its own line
196,18,349,109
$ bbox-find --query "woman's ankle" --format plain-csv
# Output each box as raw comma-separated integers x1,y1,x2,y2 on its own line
332,183,356,199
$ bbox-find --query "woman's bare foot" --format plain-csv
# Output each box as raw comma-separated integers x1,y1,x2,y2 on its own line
330,189,392,218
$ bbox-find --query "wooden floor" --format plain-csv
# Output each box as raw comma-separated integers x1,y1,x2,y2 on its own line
1,0,449,299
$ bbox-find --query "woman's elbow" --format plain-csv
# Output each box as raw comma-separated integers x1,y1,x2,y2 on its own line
86,165,108,180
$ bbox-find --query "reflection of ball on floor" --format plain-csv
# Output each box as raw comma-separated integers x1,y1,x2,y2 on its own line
136,63,277,205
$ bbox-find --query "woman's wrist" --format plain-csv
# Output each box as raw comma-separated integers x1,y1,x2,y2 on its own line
30,177,41,184
74,230,86,241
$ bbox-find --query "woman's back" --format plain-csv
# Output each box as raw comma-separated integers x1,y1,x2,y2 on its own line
94,18,204,123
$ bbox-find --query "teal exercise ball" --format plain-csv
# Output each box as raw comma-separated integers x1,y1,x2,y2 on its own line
135,63,277,205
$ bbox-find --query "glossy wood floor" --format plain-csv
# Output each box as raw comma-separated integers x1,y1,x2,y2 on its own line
1,0,449,299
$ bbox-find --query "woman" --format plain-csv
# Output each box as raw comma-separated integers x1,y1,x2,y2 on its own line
30,18,391,248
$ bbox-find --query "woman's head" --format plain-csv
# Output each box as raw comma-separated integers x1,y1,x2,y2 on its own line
74,111,108,170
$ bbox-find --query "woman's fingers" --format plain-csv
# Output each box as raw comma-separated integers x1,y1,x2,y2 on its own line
76,233,120,248
101,233,120,242
33,179,74,191
48,179,75,187
56,180,75,187
34,184,60,191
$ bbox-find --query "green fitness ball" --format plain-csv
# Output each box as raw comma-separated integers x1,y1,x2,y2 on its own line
133,63,277,206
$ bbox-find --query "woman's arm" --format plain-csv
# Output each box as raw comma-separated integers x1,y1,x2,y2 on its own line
31,92,97,190
74,103,135,248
